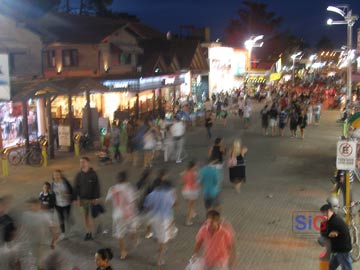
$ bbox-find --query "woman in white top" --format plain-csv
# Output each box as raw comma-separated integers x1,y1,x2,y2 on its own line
51,170,73,240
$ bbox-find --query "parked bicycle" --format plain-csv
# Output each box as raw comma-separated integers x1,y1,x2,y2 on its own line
7,137,45,167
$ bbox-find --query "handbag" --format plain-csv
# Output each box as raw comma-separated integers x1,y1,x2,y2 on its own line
91,203,105,218
185,256,204,270
227,155,237,167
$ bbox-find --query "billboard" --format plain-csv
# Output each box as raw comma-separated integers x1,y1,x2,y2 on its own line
0,54,10,100
208,47,234,95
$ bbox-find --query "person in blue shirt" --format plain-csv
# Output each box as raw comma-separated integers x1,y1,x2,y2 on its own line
198,160,221,211
144,177,176,266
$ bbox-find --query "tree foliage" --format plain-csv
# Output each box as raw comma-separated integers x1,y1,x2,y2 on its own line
315,36,334,51
225,1,305,62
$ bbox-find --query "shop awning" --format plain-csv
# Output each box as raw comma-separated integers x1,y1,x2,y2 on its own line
10,77,109,102
10,79,68,102
51,77,109,95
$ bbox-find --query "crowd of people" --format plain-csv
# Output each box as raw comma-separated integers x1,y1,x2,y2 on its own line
0,78,355,270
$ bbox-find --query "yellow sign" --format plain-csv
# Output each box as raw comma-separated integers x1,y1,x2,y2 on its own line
270,72,282,81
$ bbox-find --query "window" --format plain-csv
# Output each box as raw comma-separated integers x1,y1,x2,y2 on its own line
62,49,79,67
120,52,132,65
46,50,56,68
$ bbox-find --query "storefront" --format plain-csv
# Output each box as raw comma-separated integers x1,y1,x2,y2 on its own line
0,100,38,148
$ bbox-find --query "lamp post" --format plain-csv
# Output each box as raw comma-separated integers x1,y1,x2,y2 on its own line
327,5,358,104
244,35,264,72
291,52,302,88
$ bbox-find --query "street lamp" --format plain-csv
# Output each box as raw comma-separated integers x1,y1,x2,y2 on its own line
291,52,302,87
244,35,264,72
327,5,358,104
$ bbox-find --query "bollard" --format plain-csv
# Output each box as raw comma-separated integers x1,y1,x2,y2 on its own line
319,250,329,270
1,149,8,177
74,134,81,157
41,143,48,167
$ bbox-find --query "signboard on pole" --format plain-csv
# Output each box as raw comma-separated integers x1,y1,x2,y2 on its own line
0,54,10,100
58,125,71,147
336,140,357,170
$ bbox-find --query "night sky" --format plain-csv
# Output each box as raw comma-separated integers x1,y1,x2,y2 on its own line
111,0,360,48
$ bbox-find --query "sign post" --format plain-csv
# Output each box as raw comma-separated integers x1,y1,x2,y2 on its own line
336,140,357,225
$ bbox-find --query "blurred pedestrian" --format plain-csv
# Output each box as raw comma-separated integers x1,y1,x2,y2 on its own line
243,100,251,129
228,139,248,193
21,198,57,268
170,117,185,163
105,171,138,260
73,157,101,241
181,160,199,226
278,107,287,137
298,110,308,139
260,104,269,136
110,121,121,162
205,112,213,139
52,170,73,240
208,137,225,170
288,107,298,138
144,174,176,266
198,159,221,211
268,103,278,136
193,210,236,270
95,248,113,270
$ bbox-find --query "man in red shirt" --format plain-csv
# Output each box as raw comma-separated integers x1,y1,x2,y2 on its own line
193,210,236,270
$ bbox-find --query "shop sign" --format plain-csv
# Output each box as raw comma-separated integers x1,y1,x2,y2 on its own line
270,73,282,81
336,140,357,170
164,77,175,85
0,54,10,100
58,125,71,147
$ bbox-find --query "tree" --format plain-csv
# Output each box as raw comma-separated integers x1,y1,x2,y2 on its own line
315,36,334,51
225,1,303,62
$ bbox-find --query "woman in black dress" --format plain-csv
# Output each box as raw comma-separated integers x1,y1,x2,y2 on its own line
208,137,226,169
228,139,248,193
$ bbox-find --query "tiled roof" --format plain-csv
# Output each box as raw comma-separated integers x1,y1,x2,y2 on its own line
140,39,201,69
35,12,127,43
125,22,164,39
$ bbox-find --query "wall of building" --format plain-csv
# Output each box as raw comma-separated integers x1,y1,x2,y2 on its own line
0,14,42,78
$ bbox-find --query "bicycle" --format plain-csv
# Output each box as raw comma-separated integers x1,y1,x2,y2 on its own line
339,201,360,262
7,140,44,167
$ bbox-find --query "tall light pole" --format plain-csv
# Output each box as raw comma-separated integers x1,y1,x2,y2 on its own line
244,35,264,72
291,52,302,88
327,5,358,104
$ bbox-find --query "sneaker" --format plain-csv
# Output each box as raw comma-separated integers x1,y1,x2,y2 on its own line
57,233,66,242
84,233,93,241
176,159,182,164
145,232,153,239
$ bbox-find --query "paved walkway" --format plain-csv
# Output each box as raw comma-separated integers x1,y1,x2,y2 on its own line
0,103,351,270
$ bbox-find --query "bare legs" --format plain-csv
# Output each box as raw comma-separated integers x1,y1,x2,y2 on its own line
186,200,196,225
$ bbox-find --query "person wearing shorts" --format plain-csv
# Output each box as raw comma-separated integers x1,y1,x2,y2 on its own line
268,103,278,136
144,180,176,266
73,157,101,241
182,160,200,225
106,171,138,260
